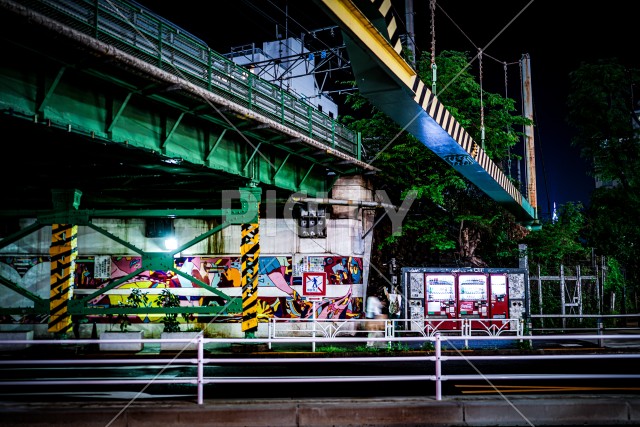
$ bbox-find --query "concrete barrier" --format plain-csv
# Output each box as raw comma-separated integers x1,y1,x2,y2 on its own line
99,330,144,351
1,396,639,426
0,330,33,350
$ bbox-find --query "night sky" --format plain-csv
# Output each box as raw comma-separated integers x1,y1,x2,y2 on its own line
133,0,638,220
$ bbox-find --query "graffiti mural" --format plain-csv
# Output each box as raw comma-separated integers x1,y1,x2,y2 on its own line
0,255,364,324
320,256,363,284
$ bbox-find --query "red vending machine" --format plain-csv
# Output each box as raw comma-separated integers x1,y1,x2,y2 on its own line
489,274,509,319
424,273,458,330
457,273,489,329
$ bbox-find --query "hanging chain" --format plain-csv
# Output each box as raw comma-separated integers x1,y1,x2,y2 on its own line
518,59,524,118
503,61,508,99
479,48,485,148
430,0,437,95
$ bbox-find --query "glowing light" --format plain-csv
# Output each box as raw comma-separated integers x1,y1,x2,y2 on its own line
164,237,178,250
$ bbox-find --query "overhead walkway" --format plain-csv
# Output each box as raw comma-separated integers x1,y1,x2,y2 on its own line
315,0,537,224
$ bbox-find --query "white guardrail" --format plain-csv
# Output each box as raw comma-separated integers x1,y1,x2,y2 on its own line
268,317,524,351
1,328,640,404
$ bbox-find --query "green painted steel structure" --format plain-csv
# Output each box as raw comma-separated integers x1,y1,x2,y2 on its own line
0,0,372,212
0,0,372,320
0,187,262,317
0,0,541,323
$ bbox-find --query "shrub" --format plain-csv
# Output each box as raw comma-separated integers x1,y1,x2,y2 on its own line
156,288,188,333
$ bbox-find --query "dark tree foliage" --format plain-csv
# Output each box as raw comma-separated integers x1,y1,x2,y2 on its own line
566,58,640,312
567,59,640,191
522,202,591,273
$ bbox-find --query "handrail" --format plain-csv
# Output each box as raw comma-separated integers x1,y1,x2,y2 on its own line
529,313,640,336
267,317,525,350
2,333,640,404
14,0,360,158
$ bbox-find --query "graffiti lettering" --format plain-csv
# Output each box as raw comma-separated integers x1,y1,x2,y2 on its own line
443,154,474,166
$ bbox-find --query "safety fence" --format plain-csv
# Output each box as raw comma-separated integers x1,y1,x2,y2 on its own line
1,333,640,404
530,313,640,335
267,317,525,351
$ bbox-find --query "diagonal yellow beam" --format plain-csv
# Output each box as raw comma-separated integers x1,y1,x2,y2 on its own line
318,0,416,86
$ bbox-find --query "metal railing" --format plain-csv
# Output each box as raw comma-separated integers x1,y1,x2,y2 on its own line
529,313,640,346
1,334,640,404
267,317,524,351
14,0,360,158
530,313,640,331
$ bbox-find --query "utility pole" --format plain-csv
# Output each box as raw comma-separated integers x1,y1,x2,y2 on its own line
521,53,537,219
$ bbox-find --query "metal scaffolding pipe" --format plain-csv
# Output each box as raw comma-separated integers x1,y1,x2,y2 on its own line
290,197,397,210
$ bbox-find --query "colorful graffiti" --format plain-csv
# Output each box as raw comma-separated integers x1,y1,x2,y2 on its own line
259,287,362,321
297,256,363,285
0,255,364,324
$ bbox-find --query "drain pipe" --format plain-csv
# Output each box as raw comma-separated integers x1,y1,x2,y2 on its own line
289,196,397,210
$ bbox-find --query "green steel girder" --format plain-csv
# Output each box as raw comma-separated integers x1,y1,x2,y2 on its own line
0,191,261,225
84,222,145,256
0,221,44,250
0,275,49,314
0,0,375,210
0,187,261,317
0,0,367,320
171,267,232,302
67,302,242,317
78,266,147,305
37,65,66,114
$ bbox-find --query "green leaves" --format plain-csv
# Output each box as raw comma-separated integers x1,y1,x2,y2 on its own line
567,58,640,191
523,202,590,270
113,288,149,332
156,288,188,333
126,288,149,308
340,49,534,269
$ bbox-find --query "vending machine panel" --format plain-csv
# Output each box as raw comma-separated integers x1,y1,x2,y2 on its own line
425,274,457,330
457,274,489,328
489,274,509,320
408,272,425,332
